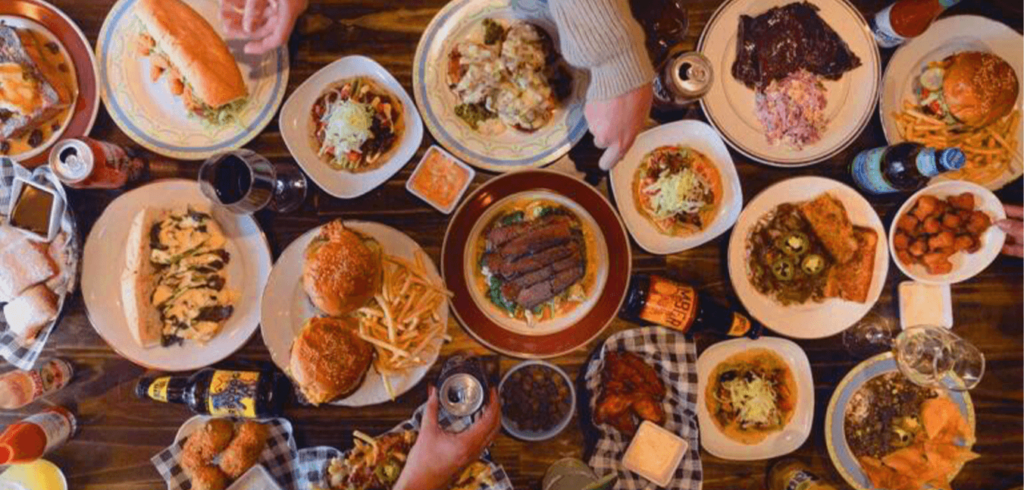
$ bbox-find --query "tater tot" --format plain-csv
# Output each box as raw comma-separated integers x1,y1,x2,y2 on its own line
893,232,910,250
953,235,975,252
190,465,229,490
923,216,942,234
928,231,955,250
897,214,919,232
966,211,991,234
912,196,939,220
950,192,975,210
218,422,270,479
942,213,962,228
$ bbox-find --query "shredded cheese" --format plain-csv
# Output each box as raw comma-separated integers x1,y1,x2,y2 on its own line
319,99,374,159
722,375,779,426
644,167,711,218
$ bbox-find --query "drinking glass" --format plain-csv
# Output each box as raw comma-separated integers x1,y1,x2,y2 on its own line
893,325,985,392
198,149,307,214
842,312,896,359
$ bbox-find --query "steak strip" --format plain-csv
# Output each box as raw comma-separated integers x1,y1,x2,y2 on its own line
486,215,571,250
498,221,573,260
500,250,583,301
486,240,580,279
517,266,585,310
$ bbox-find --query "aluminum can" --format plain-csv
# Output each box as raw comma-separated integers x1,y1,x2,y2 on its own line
653,51,713,108
436,353,488,419
48,137,141,189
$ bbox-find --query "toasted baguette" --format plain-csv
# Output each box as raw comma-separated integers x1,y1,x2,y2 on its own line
136,0,246,108
824,227,877,303
800,194,859,264
120,208,162,348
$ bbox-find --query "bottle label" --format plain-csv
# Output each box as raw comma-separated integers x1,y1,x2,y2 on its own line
638,276,698,332
870,5,905,48
24,409,75,456
207,371,260,418
148,376,172,403
938,148,965,171
726,314,753,337
29,360,73,400
785,469,819,490
915,148,940,177
851,147,897,194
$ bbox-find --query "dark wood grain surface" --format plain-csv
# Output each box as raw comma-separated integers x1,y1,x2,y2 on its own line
3,0,1022,489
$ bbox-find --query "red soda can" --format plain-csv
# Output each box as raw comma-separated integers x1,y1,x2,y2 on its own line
48,137,142,189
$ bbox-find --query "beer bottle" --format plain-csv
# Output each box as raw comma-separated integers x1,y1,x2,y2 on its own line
767,459,841,490
135,368,289,418
870,0,961,48
850,143,964,195
619,274,762,338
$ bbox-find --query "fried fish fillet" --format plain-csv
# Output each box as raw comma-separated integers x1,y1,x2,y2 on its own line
799,194,859,264
824,227,877,303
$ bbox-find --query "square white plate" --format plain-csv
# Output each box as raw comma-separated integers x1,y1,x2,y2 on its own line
898,281,953,330
696,336,814,460
610,120,742,255
279,55,423,199
405,145,475,214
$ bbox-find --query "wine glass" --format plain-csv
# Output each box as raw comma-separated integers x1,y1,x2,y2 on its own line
893,325,985,392
842,312,897,359
198,149,307,214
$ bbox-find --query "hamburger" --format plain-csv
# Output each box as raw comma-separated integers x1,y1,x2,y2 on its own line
917,51,1019,128
302,220,382,316
289,316,373,405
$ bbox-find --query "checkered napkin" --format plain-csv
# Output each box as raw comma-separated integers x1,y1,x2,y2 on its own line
583,327,703,490
294,404,513,490
151,418,299,490
0,157,79,370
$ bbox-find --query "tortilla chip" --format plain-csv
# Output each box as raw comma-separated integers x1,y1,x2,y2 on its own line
883,446,929,474
860,456,901,489
921,397,961,439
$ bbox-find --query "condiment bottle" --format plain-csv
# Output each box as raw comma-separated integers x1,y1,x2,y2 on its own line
0,359,74,410
0,407,77,465
766,459,841,490
870,0,961,48
850,143,965,195
135,369,288,418
619,274,763,338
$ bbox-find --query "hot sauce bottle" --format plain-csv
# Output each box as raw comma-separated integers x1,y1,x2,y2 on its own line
870,0,961,48
0,406,77,464
135,369,288,418
619,274,763,338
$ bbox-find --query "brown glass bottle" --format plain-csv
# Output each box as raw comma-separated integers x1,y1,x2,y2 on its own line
135,369,288,418
620,274,763,338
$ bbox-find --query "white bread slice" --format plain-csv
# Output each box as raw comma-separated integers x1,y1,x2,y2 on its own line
135,0,247,108
120,208,162,348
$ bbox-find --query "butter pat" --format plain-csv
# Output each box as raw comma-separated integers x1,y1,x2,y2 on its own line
622,421,688,487
899,281,952,330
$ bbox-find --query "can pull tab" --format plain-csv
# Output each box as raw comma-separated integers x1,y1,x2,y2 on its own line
669,53,713,98
58,147,84,174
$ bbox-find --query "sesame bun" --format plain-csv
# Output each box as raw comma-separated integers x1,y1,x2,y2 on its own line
943,51,1019,128
289,316,373,405
302,221,382,316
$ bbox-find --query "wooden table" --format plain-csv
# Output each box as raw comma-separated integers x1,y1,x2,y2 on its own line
6,0,1022,489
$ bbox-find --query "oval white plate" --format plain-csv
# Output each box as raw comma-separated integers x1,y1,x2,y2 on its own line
610,120,742,254
696,336,813,460
412,0,588,172
889,180,1006,285
260,221,444,407
461,190,609,337
96,0,288,160
698,0,880,166
279,55,423,199
82,180,272,371
879,15,1024,190
727,177,889,339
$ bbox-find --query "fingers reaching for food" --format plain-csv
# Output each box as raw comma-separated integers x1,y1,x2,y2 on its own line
996,204,1024,258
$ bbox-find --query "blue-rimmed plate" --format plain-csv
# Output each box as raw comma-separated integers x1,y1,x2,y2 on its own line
825,353,976,490
96,0,288,160
412,0,588,172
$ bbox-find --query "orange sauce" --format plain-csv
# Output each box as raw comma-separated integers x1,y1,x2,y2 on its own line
409,148,470,209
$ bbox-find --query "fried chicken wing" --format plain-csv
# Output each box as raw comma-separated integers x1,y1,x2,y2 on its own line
632,395,666,425
218,421,270,479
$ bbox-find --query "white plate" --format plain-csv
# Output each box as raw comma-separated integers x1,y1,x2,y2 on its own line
698,0,880,166
696,336,813,460
412,0,588,172
879,15,1024,190
260,221,445,407
610,120,742,254
889,181,1006,285
81,180,272,371
279,56,423,199
405,145,476,214
727,177,889,338
96,0,289,160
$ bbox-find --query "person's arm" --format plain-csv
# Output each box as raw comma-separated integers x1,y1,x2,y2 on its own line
548,0,655,170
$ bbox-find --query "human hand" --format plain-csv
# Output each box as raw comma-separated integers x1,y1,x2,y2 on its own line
220,0,307,55
584,84,653,171
996,204,1023,258
393,386,502,490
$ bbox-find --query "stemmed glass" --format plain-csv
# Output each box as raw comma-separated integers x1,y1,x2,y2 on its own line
198,149,307,214
893,325,985,392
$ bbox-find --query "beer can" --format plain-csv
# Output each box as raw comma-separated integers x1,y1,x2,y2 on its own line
49,137,140,189
436,353,488,419
654,51,714,108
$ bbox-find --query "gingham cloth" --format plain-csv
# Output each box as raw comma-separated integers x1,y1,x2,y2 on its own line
294,403,513,490
152,417,299,490
584,327,703,490
0,157,79,370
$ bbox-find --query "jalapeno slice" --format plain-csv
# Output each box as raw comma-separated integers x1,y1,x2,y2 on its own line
771,257,796,281
774,231,810,256
801,253,826,275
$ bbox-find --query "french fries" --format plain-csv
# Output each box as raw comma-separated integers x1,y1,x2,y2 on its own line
893,99,1022,188
355,251,452,400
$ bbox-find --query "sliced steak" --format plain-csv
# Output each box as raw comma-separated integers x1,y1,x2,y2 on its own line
498,221,573,260
517,266,585,310
499,250,584,301
486,215,571,250
487,240,580,279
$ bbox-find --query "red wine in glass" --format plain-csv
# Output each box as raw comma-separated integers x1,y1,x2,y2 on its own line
199,149,306,213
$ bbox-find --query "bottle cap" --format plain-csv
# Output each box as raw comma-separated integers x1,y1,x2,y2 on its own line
939,148,966,171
